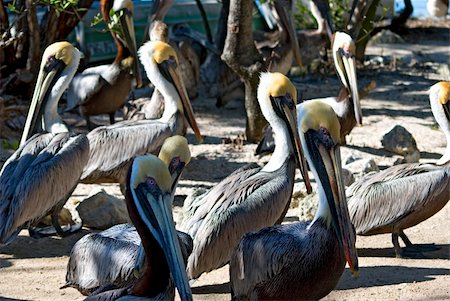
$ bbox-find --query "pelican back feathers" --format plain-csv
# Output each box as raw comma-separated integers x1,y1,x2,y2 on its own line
0,133,89,245
348,163,450,235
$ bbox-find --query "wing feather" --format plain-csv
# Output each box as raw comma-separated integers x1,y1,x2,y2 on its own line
347,163,450,234
82,120,171,183
0,133,89,244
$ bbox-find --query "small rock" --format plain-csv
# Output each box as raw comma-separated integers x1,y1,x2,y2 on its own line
342,168,355,186
345,158,379,177
381,125,420,162
297,191,318,222
369,30,405,45
344,155,362,165
77,189,130,229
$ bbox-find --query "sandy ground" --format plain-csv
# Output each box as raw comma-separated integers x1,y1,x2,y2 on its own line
1,20,450,300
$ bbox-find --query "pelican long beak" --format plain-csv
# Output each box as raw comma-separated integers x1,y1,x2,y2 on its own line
119,9,143,88
317,143,358,276
274,1,303,67
165,64,203,143
336,49,361,125
20,58,66,146
132,183,192,301
272,96,312,193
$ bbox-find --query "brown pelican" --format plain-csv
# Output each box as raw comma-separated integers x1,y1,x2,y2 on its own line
84,154,192,301
430,81,450,165
67,0,142,129
178,72,311,280
255,0,303,73
230,100,358,300
124,0,202,121
0,42,89,244
256,31,361,155
80,41,202,187
309,0,334,39
347,82,450,258
64,136,192,295
216,0,303,107
427,0,449,17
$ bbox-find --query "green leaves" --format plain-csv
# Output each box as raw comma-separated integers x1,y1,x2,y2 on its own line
38,0,80,16
90,9,124,37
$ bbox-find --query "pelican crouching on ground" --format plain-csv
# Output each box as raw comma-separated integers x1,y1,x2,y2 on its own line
67,0,142,129
347,82,450,258
0,42,89,244
80,41,202,188
178,72,311,280
256,31,361,155
64,136,192,295
85,155,192,301
230,100,358,300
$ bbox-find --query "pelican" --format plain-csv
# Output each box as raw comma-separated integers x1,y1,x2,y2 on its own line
256,31,361,155
84,155,192,301
64,136,192,295
431,81,450,165
178,72,311,280
80,41,202,187
427,0,449,17
124,0,201,121
230,100,358,300
309,0,334,39
0,42,89,244
347,82,450,258
67,0,142,129
216,0,303,107
254,0,303,73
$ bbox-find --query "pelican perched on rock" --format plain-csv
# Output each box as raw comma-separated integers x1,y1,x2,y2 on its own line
80,41,202,187
256,31,361,155
85,155,192,301
0,42,89,244
347,82,450,258
178,72,311,280
230,100,358,300
64,136,192,295
67,0,142,129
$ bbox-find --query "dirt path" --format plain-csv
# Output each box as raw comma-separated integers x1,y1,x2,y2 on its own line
1,20,449,300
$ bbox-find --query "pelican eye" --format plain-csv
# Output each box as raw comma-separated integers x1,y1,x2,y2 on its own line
313,127,335,149
44,56,62,72
338,48,352,58
143,176,162,196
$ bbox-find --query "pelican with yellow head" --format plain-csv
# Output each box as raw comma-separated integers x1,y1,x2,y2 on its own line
230,99,358,300
178,72,311,280
0,42,89,244
79,41,202,188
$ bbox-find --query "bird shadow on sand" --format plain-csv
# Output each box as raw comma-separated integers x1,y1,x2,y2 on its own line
192,282,230,295
0,229,90,259
336,265,450,290
357,244,450,260
0,297,31,301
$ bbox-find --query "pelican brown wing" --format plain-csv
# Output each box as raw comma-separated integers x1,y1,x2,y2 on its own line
0,133,89,244
81,119,178,184
347,163,450,235
179,159,295,280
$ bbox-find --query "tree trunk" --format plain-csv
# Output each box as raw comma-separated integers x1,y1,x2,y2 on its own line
355,0,381,62
222,0,266,142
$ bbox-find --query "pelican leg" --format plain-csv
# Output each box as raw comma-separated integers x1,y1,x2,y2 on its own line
400,230,440,252
29,186,82,238
86,116,93,131
392,232,404,258
109,112,115,124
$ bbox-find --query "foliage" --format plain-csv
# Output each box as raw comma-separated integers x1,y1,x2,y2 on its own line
294,0,352,31
90,9,124,37
7,0,85,17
